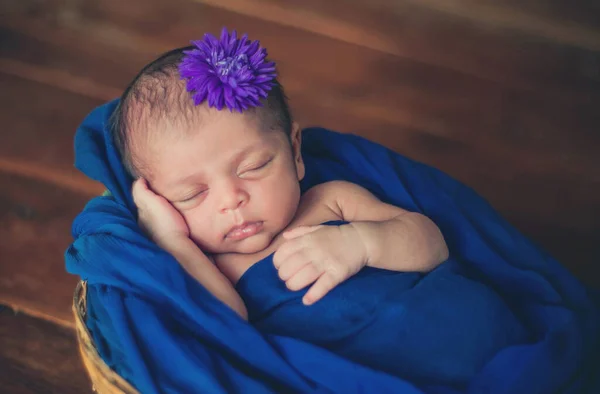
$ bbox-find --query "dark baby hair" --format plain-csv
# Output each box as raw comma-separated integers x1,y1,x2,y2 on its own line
109,46,293,177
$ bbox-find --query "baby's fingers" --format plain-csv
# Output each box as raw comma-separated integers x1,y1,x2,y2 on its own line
283,225,323,240
286,264,321,292
277,251,311,281
273,238,304,269
303,272,341,305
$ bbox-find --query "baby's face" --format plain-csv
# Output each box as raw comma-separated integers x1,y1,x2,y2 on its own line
140,108,304,254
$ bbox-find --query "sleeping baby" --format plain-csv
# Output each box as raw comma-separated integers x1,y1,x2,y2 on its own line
115,29,527,385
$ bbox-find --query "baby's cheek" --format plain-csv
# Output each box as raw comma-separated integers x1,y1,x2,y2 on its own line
185,211,217,250
189,231,221,254
268,188,299,228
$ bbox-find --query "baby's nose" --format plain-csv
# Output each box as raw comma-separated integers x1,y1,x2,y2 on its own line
219,188,249,213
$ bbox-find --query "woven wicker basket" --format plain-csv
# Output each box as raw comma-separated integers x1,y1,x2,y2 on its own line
73,281,139,394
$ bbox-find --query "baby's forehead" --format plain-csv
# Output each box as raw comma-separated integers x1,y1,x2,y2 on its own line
127,71,279,139
158,105,263,139
137,106,277,155
131,110,287,182
126,76,277,155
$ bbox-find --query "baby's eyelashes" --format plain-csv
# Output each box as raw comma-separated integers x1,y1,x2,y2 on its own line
174,189,208,205
238,157,273,177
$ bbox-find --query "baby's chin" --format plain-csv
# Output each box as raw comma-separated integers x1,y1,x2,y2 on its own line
200,233,274,256
228,233,275,255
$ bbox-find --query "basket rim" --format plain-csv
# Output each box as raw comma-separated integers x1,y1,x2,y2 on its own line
73,281,139,394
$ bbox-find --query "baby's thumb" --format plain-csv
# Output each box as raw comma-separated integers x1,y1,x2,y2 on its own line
283,225,323,239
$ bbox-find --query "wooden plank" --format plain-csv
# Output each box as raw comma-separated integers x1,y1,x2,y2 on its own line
3,0,600,100
196,0,600,90
0,306,93,394
0,72,106,195
0,73,104,173
0,172,91,324
0,25,149,94
463,0,600,26
396,0,600,49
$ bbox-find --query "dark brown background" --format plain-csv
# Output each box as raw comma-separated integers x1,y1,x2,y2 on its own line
1,0,599,392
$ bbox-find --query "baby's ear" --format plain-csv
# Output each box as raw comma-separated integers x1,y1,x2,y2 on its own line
290,122,305,180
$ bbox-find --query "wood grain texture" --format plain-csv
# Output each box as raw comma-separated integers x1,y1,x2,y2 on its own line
0,306,93,394
196,0,600,88
0,72,105,194
0,73,103,172
0,172,90,324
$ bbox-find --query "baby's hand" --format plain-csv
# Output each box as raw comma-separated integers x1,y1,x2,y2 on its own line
132,178,190,251
273,224,368,305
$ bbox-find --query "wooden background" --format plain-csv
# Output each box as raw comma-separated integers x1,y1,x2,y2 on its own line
1,0,599,392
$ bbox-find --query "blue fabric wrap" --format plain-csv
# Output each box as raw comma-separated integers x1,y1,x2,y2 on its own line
66,100,599,394
237,221,529,389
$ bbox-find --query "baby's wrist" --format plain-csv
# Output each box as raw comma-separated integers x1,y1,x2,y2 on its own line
345,222,378,267
154,232,190,252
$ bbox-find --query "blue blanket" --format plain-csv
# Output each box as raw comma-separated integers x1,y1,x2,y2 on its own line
237,221,529,388
66,100,599,393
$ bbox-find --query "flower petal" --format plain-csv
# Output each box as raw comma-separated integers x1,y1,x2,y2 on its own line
224,85,236,109
180,28,276,110
220,27,229,46
234,86,249,98
246,40,260,57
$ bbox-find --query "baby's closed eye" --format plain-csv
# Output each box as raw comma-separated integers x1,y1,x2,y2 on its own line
238,157,273,177
179,189,208,202
172,189,209,209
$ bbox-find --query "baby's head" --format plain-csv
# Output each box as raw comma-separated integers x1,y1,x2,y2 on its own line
111,43,305,255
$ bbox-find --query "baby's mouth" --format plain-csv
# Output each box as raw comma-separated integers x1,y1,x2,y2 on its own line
225,221,263,241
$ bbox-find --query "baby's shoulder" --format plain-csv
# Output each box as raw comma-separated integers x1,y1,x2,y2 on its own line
302,181,368,211
292,181,357,226
303,180,365,200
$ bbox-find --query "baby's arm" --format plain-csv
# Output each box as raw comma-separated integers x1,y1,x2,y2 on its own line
330,180,448,272
274,181,449,304
132,179,248,320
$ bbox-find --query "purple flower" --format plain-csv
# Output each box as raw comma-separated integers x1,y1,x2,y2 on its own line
179,27,277,112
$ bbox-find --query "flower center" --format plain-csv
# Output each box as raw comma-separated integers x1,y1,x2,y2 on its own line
214,53,249,78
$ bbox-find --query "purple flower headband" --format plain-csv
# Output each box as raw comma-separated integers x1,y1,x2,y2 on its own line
179,27,277,112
